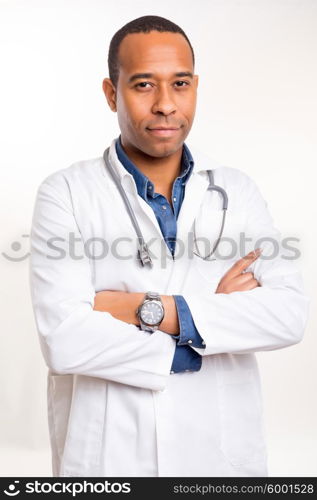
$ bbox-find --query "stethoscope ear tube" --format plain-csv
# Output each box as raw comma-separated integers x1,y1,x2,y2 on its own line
193,170,228,260
206,170,228,210
103,148,153,268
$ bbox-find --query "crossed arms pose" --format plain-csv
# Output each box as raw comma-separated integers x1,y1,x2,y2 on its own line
93,248,263,334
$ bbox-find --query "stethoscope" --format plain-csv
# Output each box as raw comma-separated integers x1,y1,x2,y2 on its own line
103,147,228,268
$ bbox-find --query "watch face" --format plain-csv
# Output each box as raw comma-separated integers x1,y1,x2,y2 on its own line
140,301,163,325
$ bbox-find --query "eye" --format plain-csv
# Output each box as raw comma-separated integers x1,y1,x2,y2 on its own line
174,81,190,87
135,82,152,89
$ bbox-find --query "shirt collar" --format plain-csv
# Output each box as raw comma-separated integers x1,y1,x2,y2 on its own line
115,135,194,201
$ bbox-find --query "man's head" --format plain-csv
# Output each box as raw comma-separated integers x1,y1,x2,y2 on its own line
102,15,198,158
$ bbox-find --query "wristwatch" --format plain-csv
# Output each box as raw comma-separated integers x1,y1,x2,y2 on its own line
136,291,165,333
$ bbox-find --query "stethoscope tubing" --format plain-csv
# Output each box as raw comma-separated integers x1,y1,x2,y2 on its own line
103,148,228,268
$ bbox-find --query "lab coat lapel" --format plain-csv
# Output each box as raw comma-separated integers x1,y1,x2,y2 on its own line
122,174,165,240
106,139,167,242
175,171,209,256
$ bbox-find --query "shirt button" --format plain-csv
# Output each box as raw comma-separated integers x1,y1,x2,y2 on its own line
162,205,167,210
148,185,152,190
170,370,174,374
173,197,177,202
187,339,193,344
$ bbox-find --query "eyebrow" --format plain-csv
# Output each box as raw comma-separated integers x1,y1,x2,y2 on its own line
128,71,194,83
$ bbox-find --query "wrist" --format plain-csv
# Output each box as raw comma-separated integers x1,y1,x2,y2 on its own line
134,293,180,335
132,292,144,326
160,295,179,335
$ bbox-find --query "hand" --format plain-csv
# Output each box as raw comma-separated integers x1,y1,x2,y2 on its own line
215,248,262,294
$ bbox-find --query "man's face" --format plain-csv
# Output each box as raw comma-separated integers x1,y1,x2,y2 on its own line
103,30,198,158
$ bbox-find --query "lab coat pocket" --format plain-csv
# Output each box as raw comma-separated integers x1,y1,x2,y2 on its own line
58,375,108,476
216,366,266,467
48,374,108,476
48,373,74,475
191,254,225,293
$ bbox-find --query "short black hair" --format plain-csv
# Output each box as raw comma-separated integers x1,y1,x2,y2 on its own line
108,15,195,87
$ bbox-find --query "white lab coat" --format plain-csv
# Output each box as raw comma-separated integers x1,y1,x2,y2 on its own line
29,138,310,477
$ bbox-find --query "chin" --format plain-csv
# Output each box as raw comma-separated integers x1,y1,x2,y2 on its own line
147,141,182,158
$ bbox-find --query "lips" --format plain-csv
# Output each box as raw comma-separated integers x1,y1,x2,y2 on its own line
146,125,182,138
146,127,181,137
147,127,180,131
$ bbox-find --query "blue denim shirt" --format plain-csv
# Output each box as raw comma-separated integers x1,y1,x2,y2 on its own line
115,136,206,373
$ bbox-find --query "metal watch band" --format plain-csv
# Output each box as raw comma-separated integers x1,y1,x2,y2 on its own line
146,291,161,301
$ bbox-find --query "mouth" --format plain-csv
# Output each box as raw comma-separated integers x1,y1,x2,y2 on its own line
146,127,181,137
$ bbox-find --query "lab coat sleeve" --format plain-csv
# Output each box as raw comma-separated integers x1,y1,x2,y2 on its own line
29,173,176,391
183,172,310,356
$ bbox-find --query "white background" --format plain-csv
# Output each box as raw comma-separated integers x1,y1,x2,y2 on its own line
0,0,316,476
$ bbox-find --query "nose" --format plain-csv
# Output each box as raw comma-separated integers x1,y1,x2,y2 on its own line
151,84,177,116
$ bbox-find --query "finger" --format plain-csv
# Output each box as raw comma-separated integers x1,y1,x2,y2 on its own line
224,248,262,280
234,272,255,284
227,273,255,289
238,278,260,292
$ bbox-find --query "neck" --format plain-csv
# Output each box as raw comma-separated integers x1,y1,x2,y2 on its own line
120,140,183,190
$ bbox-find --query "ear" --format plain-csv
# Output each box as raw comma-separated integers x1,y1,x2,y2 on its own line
102,78,117,112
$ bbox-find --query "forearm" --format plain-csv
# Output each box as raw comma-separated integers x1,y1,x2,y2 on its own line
185,271,310,356
93,291,179,335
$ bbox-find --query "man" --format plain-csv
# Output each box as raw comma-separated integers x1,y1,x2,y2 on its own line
29,15,310,477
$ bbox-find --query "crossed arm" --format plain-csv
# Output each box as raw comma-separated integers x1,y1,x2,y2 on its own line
93,249,263,333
